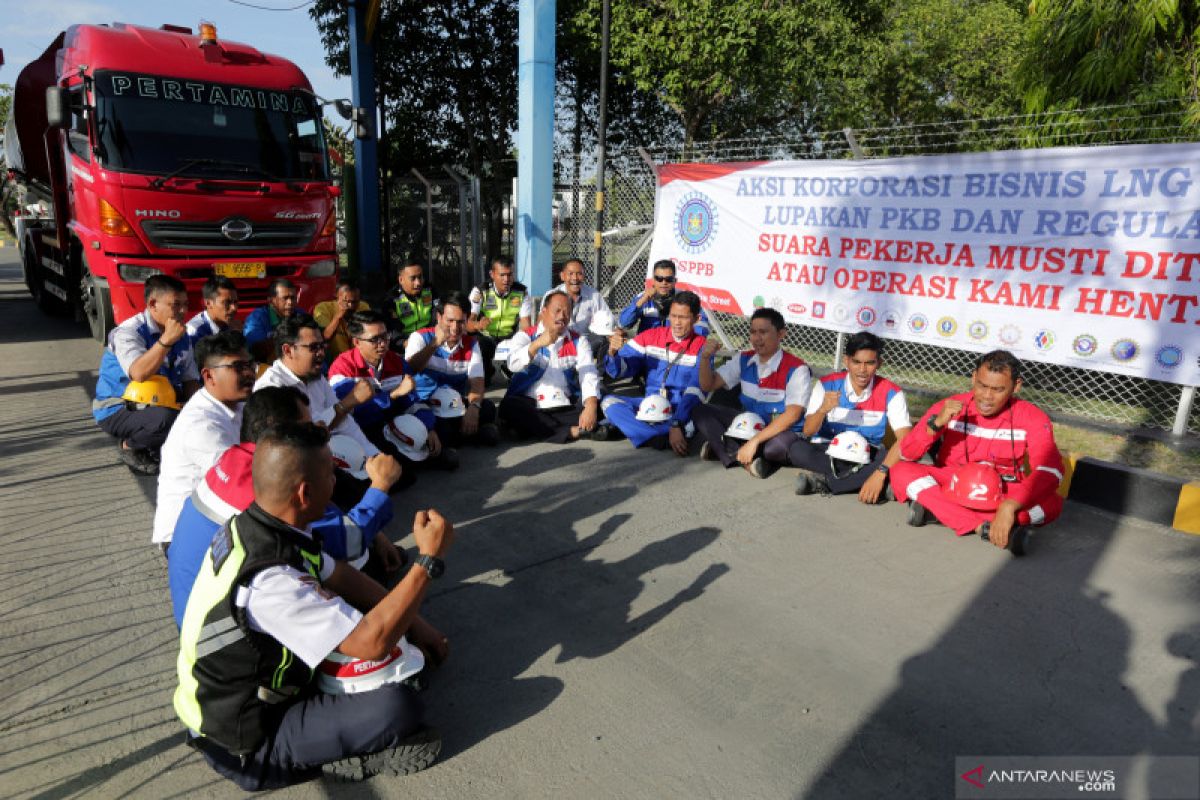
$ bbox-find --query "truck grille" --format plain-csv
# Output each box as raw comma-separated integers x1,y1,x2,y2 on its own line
142,220,316,250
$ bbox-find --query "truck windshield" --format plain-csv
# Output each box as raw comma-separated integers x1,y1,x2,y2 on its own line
92,70,329,182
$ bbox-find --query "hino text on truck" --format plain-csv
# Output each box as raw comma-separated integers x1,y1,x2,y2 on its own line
6,21,339,341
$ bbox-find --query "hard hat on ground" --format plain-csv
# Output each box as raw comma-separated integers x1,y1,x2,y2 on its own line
635,393,672,423
535,384,571,410
384,415,430,461
724,412,766,441
329,433,369,480
121,375,181,410
428,386,465,418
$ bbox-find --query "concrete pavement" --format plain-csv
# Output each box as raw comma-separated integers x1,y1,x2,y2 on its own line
0,247,1197,799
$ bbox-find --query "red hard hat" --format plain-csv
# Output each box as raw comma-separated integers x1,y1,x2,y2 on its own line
947,463,1004,511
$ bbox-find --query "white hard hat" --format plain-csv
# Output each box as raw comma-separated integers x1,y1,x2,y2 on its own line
427,385,465,418
535,384,571,410
724,411,766,441
635,393,673,423
827,430,872,478
384,415,430,461
328,434,368,479
317,636,426,695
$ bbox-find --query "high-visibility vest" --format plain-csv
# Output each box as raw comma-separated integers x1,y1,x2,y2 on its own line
478,283,527,338
174,504,324,755
391,288,434,336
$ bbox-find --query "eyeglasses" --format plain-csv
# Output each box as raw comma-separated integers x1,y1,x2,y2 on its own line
209,360,258,374
355,335,389,346
291,341,327,352
653,275,676,283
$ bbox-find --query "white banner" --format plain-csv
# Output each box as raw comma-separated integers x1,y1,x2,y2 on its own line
647,143,1200,386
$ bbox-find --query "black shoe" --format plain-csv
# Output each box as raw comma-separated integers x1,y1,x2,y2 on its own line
699,441,719,462
906,499,929,527
1009,526,1031,557
322,726,442,782
477,423,500,447
747,457,770,479
118,444,158,476
590,423,616,442
884,483,896,503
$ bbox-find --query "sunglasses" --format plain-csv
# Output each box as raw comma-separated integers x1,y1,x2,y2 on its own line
653,275,676,283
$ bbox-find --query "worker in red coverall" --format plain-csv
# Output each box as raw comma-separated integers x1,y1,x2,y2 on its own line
890,350,1064,550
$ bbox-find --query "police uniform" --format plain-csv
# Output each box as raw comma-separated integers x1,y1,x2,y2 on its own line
781,372,910,494
891,392,1064,535
692,348,812,468
602,326,707,448
93,310,199,451
468,281,533,381
385,286,437,344
500,324,599,443
174,502,420,791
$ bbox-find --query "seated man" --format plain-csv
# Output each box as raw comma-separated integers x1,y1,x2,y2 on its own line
185,276,240,347
329,311,451,469
405,293,499,447
255,316,386,506
153,331,255,550
546,257,616,360
243,278,304,363
386,259,438,346
313,276,371,361
890,349,1064,553
784,331,912,501
466,256,533,383
175,423,452,789
619,259,710,338
599,290,707,455
500,289,600,443
168,386,409,630
694,307,810,478
92,274,199,475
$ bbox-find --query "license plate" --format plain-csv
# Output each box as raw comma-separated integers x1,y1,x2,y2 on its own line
214,262,266,279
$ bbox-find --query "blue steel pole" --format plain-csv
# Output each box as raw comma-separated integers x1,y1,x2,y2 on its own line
517,0,556,296
348,0,382,282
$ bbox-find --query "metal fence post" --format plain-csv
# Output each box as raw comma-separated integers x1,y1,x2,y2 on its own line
1173,385,1196,437
843,128,866,159
410,168,434,272
832,332,847,370
443,165,469,292
471,175,483,286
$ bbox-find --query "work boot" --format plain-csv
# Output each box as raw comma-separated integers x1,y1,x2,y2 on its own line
746,456,770,479
906,499,929,527
699,441,718,462
118,442,159,476
322,726,442,782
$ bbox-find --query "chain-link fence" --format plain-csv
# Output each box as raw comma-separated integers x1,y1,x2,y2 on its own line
553,100,1199,436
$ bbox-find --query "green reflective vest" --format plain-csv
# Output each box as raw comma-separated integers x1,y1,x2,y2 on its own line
392,288,434,337
479,283,527,338
174,505,324,755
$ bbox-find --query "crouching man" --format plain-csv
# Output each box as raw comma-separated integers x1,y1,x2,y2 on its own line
890,350,1064,554
175,423,452,789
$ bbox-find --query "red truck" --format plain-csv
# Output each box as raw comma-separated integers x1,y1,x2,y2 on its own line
6,21,339,341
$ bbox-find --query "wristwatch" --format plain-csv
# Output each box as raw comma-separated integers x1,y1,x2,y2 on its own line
877,463,890,475
414,554,445,579
670,419,684,430
926,417,944,433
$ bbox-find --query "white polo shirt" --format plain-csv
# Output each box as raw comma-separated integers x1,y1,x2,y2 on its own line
254,359,380,458
153,388,243,544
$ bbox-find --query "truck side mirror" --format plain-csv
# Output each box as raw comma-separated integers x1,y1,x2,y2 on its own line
46,88,69,129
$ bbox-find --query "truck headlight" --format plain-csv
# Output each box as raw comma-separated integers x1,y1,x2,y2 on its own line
118,264,163,283
306,259,337,278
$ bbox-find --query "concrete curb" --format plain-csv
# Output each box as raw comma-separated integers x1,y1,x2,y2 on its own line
1058,453,1200,534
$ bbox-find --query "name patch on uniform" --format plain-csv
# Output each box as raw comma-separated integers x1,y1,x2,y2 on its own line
210,523,235,572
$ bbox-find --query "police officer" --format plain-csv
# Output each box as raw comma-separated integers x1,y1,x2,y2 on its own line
466,256,533,383
386,259,438,346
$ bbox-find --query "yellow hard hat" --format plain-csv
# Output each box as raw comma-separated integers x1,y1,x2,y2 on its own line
121,375,181,410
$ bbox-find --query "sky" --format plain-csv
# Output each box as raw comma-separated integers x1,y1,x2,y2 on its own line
2,0,353,118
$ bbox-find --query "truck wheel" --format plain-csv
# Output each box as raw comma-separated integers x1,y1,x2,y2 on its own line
81,266,115,343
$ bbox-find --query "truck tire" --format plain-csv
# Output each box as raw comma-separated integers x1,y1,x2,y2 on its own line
81,264,115,343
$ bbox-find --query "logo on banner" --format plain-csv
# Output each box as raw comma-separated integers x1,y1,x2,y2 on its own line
752,295,765,309
968,321,988,341
1033,329,1056,351
834,305,850,323
907,313,928,334
787,303,807,315
674,192,718,254
1072,334,1098,357
771,296,784,310
882,310,900,331
856,306,877,327
812,302,826,319
1156,345,1183,369
936,317,957,337
999,324,1021,346
1111,339,1139,362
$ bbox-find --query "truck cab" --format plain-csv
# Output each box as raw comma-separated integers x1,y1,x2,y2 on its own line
7,22,339,341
